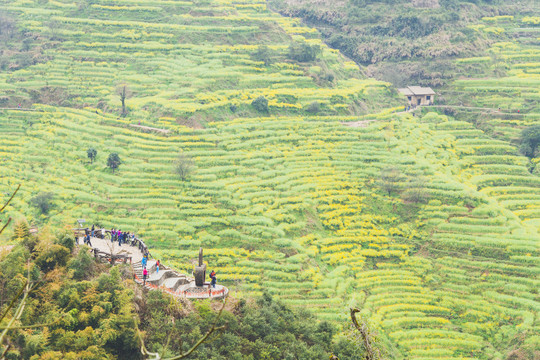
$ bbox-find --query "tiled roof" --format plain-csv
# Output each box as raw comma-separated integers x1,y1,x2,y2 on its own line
399,86,435,96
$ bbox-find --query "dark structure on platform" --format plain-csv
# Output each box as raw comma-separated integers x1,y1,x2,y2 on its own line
194,247,207,286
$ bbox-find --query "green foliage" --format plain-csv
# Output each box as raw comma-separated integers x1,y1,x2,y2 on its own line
288,42,320,62
305,101,321,114
251,96,269,112
11,219,39,254
1,241,140,359
138,292,360,359
251,45,273,65
107,153,122,174
68,247,96,280
35,244,70,272
519,125,540,159
271,0,532,85
87,148,97,163
0,245,31,308
55,230,76,252
11,219,31,244
30,192,55,214
371,15,436,39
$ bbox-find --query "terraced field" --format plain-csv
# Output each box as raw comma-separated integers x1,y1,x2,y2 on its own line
444,15,540,143
0,0,539,359
0,0,392,121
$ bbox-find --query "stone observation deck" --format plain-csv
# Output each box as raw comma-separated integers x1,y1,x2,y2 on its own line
75,229,228,300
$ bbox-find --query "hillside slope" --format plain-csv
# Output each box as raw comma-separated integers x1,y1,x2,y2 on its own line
0,0,539,359
268,0,538,87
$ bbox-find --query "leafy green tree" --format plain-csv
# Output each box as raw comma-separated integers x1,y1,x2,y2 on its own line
87,148,97,163
35,244,70,272
520,125,540,159
54,230,76,252
251,45,273,65
107,153,122,174
251,96,269,113
31,192,54,214
68,246,96,280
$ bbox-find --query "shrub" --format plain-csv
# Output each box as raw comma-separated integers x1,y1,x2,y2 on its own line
288,42,320,62
251,96,269,113
31,192,54,214
251,45,273,65
306,101,321,114
55,230,76,252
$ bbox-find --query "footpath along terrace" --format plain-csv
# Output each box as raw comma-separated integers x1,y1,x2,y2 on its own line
75,229,228,300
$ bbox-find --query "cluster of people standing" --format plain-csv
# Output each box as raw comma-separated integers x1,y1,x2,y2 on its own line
109,228,134,246
81,225,146,252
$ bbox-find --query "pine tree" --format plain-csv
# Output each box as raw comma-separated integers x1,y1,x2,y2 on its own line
12,219,30,242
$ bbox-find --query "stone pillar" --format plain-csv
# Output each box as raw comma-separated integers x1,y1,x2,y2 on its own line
194,247,206,287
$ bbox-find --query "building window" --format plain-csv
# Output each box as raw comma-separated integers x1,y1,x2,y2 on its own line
426,95,431,100
407,96,411,101
417,98,421,105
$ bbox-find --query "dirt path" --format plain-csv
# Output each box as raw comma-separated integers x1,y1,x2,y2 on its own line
128,124,170,134
430,105,526,115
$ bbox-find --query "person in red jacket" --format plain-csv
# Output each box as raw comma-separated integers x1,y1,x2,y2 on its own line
143,267,148,285
209,270,217,288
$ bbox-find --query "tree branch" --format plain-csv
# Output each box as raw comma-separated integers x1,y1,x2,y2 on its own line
0,313,66,330
0,276,30,347
137,299,228,360
0,184,20,213
350,308,377,360
0,217,11,236
0,280,27,324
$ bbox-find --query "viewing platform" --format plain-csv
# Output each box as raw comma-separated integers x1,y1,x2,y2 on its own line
75,229,228,300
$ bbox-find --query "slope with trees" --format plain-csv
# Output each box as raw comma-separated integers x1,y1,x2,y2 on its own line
268,0,537,87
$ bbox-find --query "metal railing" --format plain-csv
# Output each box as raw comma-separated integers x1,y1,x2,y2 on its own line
74,227,151,258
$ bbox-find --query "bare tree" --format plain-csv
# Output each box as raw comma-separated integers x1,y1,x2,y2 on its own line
116,84,132,117
378,166,405,196
173,153,196,181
